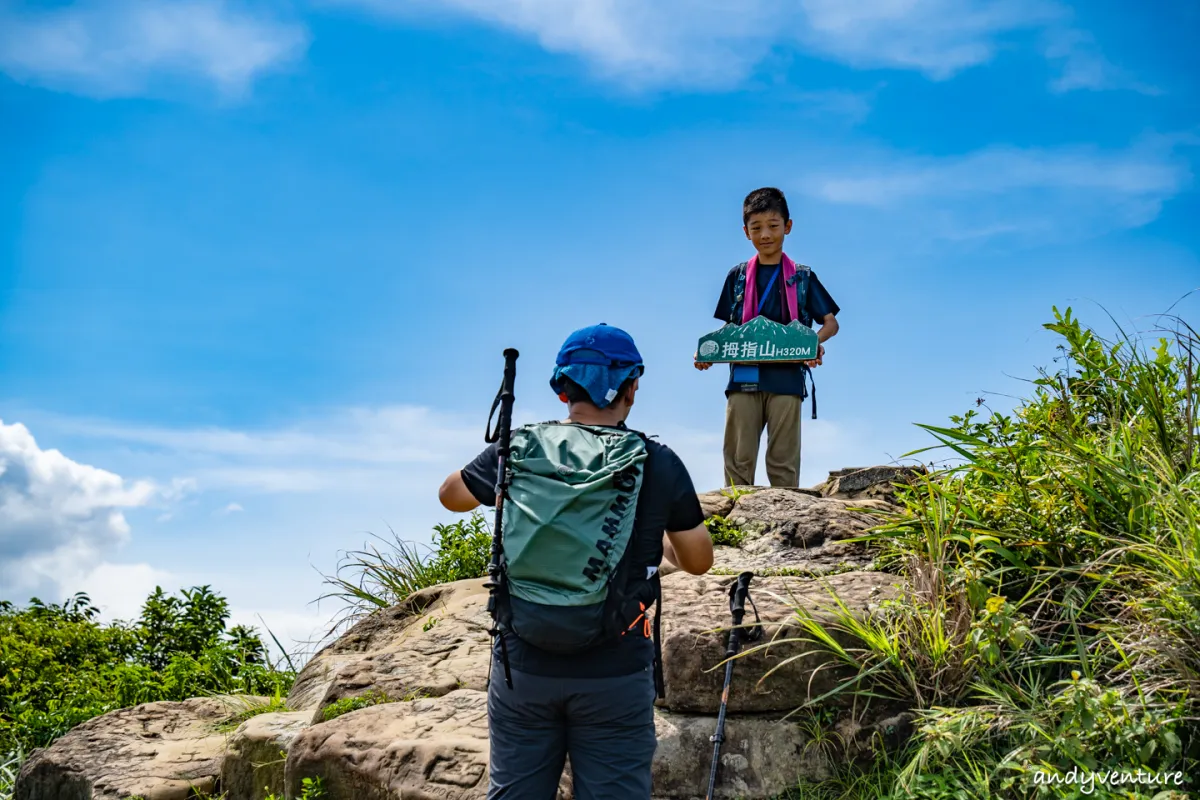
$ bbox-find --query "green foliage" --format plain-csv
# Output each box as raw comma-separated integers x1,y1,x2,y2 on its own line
267,775,326,800
706,515,748,547
322,688,394,721
721,484,758,502
321,688,427,722
0,586,295,795
320,511,492,634
710,563,867,578
766,306,1200,798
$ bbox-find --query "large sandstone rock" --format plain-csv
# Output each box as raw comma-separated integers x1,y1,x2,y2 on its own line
220,711,311,800
285,688,905,800
288,579,492,723
714,489,890,574
660,570,898,714
286,689,572,800
15,696,264,800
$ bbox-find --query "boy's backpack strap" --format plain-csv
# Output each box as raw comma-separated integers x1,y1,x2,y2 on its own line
730,262,749,324
786,262,813,327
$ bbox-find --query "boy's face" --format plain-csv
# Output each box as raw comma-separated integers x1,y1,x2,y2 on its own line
743,211,793,260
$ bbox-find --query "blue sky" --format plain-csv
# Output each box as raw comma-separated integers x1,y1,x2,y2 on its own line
1,0,1197,661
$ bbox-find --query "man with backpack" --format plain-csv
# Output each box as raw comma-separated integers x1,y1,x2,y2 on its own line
438,323,714,799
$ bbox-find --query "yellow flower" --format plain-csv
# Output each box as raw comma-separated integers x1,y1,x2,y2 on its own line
985,596,1005,614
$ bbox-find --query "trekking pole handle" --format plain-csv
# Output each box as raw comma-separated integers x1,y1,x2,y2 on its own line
726,571,754,658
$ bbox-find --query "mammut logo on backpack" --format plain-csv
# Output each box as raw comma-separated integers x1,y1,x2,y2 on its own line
583,478,636,582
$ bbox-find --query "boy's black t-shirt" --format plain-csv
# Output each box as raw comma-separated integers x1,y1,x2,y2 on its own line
713,263,840,397
460,423,705,678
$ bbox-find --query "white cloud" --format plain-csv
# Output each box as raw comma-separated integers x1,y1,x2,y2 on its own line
1044,29,1161,95
0,419,164,600
42,404,484,495
797,0,1060,79
330,0,1062,88
805,135,1194,243
217,502,244,515
0,0,308,99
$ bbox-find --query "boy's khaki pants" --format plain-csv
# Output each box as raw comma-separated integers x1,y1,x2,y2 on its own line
723,391,802,488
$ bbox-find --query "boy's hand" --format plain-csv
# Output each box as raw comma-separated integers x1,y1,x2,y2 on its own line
803,344,825,368
693,352,713,371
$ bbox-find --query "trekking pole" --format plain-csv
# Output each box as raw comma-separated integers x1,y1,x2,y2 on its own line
483,348,519,689
705,571,762,800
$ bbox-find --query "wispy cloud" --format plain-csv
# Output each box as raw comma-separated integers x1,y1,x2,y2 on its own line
40,404,484,494
329,0,1062,89
0,0,308,99
796,0,1061,79
1044,29,1162,96
806,135,1194,243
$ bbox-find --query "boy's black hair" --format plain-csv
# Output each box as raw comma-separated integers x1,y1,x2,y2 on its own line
743,187,790,225
561,376,636,407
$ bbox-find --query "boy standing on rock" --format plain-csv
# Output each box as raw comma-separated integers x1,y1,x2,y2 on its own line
696,187,841,488
439,323,714,799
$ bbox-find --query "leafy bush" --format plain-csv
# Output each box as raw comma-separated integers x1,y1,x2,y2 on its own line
769,306,1200,799
0,586,295,798
706,514,748,547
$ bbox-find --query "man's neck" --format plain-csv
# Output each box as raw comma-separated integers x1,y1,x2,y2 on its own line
566,404,626,427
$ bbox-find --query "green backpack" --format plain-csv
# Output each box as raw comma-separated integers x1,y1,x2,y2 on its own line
494,421,663,668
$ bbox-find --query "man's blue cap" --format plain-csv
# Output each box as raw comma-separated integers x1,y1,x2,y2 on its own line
554,323,643,368
549,323,645,408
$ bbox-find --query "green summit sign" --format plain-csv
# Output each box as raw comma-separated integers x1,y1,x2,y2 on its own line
696,317,819,363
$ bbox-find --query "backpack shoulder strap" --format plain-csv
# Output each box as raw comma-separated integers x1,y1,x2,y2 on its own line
786,262,813,326
730,262,749,323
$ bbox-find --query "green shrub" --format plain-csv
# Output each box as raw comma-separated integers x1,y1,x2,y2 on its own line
706,515,748,547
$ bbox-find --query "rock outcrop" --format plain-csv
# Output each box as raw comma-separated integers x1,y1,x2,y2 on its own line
15,696,265,800
660,570,896,714
16,468,913,800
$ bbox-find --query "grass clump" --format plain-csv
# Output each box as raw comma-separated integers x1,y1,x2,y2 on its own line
706,515,748,547
710,563,869,579
754,305,1200,799
320,511,492,636
214,692,293,733
321,688,428,722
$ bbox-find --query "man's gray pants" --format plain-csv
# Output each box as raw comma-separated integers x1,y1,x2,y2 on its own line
487,660,658,799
